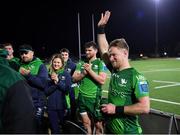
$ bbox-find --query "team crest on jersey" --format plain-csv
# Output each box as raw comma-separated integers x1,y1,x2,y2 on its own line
118,78,127,87
80,66,84,70
67,68,71,73
61,76,65,80
93,65,98,69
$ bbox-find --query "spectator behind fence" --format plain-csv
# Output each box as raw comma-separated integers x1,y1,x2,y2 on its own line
97,10,150,134
0,63,36,133
60,48,77,121
45,54,71,134
3,42,20,71
72,41,107,134
18,44,48,133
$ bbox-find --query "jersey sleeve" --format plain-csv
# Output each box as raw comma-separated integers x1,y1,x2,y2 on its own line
134,74,149,99
75,61,83,73
99,60,107,73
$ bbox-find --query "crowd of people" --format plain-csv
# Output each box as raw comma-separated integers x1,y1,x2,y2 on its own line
0,10,150,134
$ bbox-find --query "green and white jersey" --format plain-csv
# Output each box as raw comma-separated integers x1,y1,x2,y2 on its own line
107,67,149,134
75,58,106,98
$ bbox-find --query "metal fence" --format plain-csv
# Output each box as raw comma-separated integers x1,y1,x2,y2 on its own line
139,108,180,134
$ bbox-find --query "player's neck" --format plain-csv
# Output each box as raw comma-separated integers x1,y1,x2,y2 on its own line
118,62,131,71
89,56,97,63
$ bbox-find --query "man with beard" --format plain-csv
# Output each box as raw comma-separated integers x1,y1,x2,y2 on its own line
72,41,107,134
18,44,48,133
97,11,150,134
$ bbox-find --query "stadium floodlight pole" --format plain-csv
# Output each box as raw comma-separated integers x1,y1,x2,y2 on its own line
92,14,95,42
77,12,81,60
155,0,159,57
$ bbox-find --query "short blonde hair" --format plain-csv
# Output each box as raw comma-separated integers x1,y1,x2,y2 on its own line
109,38,129,53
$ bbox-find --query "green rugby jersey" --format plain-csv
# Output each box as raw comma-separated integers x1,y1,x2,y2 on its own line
107,67,149,134
76,58,106,98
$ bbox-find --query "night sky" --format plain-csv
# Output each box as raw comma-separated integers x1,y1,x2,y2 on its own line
0,0,180,59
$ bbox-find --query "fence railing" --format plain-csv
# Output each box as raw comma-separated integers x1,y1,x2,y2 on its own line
139,108,180,134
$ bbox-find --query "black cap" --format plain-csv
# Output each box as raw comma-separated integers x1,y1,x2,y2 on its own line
19,44,33,52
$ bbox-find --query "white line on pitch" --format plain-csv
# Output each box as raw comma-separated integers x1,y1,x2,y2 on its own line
155,83,180,89
153,80,180,84
150,98,180,106
142,68,180,73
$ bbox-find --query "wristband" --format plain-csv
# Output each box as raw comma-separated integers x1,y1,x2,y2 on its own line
115,106,124,115
98,25,105,34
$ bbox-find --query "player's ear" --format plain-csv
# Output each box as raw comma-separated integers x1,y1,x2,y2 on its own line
123,49,128,56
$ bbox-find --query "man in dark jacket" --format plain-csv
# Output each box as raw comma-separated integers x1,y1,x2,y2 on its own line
0,63,36,133
18,44,48,133
60,48,76,76
60,48,77,121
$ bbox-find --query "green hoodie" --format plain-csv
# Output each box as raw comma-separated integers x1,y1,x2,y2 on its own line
0,64,36,133
20,57,43,75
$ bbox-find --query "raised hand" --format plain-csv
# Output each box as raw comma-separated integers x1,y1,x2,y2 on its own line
97,10,111,27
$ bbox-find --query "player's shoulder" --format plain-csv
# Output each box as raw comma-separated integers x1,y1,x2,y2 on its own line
131,68,147,82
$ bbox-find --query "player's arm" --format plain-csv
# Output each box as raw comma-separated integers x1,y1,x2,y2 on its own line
123,96,150,115
97,10,111,65
72,62,86,82
72,70,86,82
101,96,150,115
123,75,150,115
87,70,107,85
84,63,107,85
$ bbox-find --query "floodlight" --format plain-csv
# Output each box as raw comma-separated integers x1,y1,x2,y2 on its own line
164,52,167,56
140,53,143,57
154,0,160,3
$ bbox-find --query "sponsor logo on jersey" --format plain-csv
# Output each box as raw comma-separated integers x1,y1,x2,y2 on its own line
61,76,65,80
110,88,127,98
136,75,146,81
